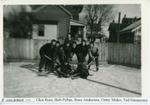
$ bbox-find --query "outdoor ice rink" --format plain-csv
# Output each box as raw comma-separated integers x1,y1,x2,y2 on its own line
4,62,141,97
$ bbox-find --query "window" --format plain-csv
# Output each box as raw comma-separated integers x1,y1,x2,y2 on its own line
38,24,44,36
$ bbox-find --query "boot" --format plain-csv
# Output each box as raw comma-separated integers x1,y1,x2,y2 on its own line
96,67,99,71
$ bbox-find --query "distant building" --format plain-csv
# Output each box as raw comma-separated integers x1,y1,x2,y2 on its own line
32,5,72,42
119,20,141,43
32,5,86,42
108,13,141,43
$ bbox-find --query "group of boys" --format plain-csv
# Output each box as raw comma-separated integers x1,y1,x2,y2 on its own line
39,37,99,79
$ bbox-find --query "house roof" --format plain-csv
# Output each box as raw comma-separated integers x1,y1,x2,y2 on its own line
32,5,73,18
108,23,125,31
122,17,141,23
62,5,83,20
120,20,141,33
70,19,86,26
32,5,86,26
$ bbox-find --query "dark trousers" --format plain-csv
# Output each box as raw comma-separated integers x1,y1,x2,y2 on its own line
39,56,54,72
66,56,71,63
45,59,54,72
39,56,46,72
73,63,89,79
88,56,99,70
55,64,71,77
76,54,86,63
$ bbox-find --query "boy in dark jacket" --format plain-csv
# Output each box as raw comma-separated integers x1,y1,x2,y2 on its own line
44,39,56,72
76,40,89,63
39,41,51,72
63,42,72,63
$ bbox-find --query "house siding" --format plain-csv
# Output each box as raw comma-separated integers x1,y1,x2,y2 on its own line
32,6,71,40
119,32,134,43
58,18,70,39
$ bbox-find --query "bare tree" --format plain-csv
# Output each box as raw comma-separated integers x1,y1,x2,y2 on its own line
4,6,33,39
97,5,114,34
85,5,98,37
85,5,114,39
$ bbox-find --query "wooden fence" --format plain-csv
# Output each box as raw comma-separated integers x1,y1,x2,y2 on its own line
4,38,141,67
4,38,34,60
96,42,108,63
4,38,109,62
108,43,141,67
4,38,48,60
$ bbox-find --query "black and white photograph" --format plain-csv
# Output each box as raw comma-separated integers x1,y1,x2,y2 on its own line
3,4,141,97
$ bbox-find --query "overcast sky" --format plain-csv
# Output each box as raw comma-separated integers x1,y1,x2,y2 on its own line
113,4,141,21
79,4,141,37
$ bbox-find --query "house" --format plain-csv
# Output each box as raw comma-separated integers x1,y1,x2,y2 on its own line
32,5,72,43
108,21,123,42
108,13,141,43
119,20,141,43
32,5,86,42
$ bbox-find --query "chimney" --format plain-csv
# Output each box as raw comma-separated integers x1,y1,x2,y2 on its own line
112,20,115,23
118,12,121,24
134,16,137,22
117,12,121,43
124,14,126,18
134,16,137,19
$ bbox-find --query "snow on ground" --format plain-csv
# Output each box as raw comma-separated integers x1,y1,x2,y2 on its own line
4,62,141,97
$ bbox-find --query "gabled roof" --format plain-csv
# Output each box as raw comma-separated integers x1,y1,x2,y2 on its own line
108,23,126,31
70,19,86,26
32,5,73,18
122,17,141,23
120,20,141,33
